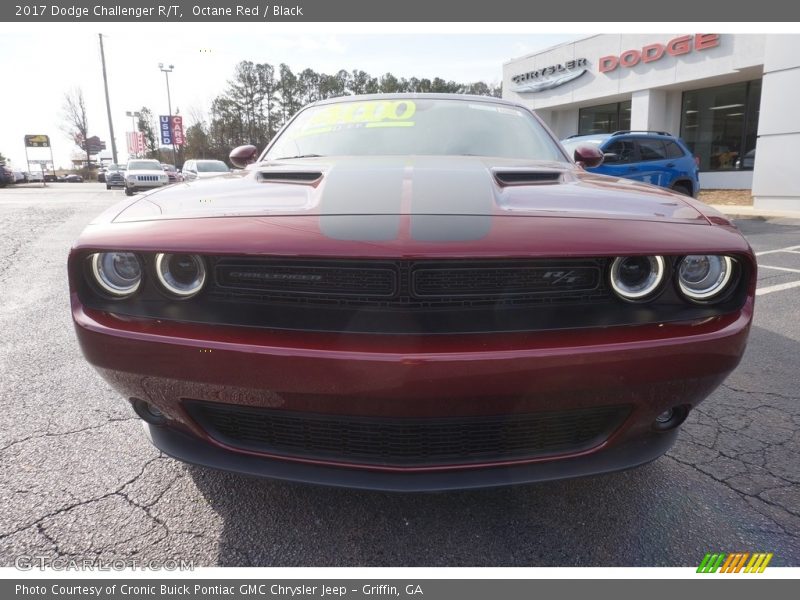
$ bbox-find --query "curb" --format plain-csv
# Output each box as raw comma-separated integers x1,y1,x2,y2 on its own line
708,204,800,220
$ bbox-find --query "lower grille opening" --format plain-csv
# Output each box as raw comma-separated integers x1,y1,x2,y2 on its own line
185,401,629,467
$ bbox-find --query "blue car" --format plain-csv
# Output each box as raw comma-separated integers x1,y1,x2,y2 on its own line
561,131,700,197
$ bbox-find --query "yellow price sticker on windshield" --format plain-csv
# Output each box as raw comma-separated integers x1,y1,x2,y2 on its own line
302,100,416,133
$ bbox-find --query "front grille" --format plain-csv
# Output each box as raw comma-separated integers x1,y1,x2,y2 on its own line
412,263,599,297
185,401,629,467
136,175,159,182
210,258,609,310
216,261,398,297
195,257,620,333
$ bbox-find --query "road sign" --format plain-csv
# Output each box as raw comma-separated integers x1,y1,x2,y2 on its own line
82,135,106,154
24,134,50,148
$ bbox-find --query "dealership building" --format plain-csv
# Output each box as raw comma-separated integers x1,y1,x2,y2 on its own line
503,34,800,211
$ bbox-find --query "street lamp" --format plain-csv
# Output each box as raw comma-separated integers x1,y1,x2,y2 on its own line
125,111,141,158
158,62,177,164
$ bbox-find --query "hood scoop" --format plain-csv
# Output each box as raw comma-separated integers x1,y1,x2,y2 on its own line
493,169,563,187
257,170,323,185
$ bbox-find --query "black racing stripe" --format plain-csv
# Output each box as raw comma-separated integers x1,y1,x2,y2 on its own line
319,158,403,241
411,158,493,241
410,215,492,242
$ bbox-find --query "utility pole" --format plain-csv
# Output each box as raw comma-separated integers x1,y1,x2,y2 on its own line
98,34,118,164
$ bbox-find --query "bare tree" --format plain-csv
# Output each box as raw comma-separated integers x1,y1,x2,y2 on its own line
62,88,90,167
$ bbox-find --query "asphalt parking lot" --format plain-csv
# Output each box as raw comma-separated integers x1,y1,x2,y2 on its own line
0,183,798,567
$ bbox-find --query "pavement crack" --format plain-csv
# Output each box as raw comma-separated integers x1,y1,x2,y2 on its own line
0,454,163,541
665,454,797,535
0,417,139,453
721,383,800,403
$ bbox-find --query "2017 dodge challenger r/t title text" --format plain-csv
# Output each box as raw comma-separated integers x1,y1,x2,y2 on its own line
69,95,755,491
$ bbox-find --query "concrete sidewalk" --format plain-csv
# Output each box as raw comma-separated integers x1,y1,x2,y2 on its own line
709,204,800,220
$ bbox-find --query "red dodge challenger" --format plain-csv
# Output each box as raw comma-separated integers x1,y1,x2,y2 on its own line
69,95,755,490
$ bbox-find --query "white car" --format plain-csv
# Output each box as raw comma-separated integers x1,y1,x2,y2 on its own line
124,159,169,196
181,159,231,181
27,171,44,183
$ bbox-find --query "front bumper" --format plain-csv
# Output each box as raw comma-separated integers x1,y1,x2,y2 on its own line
72,295,752,488
126,178,167,189
147,422,678,491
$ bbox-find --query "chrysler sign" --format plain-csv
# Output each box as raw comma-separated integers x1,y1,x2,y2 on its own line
511,58,588,93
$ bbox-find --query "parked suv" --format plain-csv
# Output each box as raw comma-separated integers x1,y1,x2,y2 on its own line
561,131,700,197
124,159,168,196
0,163,13,187
105,165,126,190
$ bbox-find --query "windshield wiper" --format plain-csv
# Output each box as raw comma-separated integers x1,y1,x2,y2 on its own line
273,154,325,160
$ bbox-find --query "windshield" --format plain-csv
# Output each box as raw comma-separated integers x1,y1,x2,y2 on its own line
128,160,162,171
197,160,229,172
265,98,567,162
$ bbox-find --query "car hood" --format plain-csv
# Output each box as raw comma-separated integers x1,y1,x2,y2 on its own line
127,169,166,176
112,156,709,225
195,171,229,179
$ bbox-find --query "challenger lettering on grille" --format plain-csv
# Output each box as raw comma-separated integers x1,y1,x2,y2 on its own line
228,271,323,282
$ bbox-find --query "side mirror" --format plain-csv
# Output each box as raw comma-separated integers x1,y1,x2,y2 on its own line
574,146,604,169
229,144,259,169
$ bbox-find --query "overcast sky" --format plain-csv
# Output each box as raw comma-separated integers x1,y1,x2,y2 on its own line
0,24,579,168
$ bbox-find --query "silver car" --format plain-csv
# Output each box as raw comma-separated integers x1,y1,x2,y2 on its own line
181,159,231,181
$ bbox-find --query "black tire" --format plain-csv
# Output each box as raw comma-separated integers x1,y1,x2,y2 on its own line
106,184,111,190
125,187,134,196
671,182,693,196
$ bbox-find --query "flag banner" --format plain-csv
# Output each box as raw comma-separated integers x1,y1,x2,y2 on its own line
171,115,185,146
160,115,173,145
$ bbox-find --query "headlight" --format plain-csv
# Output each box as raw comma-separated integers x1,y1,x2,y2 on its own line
126,175,135,182
609,256,665,301
678,255,734,301
90,252,142,297
155,253,206,297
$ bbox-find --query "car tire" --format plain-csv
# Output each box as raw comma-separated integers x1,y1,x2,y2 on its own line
106,184,112,190
125,187,134,196
671,182,693,197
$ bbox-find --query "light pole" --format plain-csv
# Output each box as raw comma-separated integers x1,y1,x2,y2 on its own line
99,34,119,165
125,111,141,158
158,62,177,164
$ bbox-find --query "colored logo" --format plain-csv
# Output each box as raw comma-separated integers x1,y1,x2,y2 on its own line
697,552,773,573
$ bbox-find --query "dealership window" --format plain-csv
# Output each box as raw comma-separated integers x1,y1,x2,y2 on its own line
578,101,632,134
680,80,761,171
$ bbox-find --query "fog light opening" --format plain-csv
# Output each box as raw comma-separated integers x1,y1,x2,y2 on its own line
131,398,167,426
653,405,689,431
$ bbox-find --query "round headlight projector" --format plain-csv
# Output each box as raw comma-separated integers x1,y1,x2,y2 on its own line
155,253,206,297
678,255,733,301
609,255,665,301
91,252,142,297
